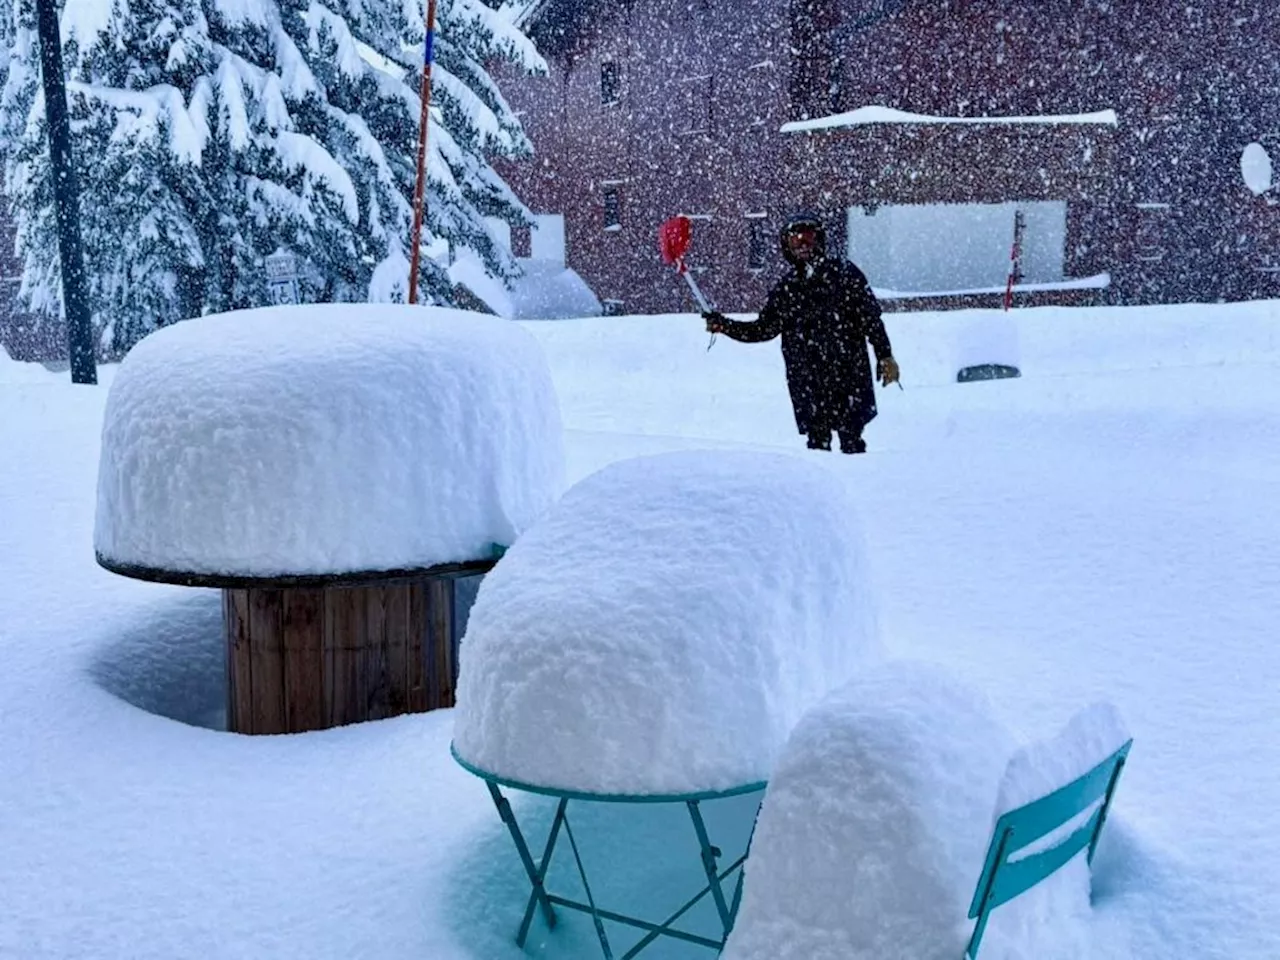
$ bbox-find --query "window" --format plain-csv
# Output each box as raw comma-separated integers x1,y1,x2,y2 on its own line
601,61,620,105
678,75,712,135
747,217,768,270
603,187,621,230
746,61,775,128
1135,203,1170,262
845,201,1067,292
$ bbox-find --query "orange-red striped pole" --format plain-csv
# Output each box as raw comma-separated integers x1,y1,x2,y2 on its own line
407,0,439,304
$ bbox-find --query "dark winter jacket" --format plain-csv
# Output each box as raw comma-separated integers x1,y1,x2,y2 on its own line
717,255,893,436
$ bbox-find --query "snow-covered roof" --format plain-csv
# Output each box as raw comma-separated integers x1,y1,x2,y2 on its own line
450,255,602,320
783,106,1120,134
874,272,1112,301
94,304,566,580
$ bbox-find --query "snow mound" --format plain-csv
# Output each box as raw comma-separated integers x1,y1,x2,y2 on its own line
452,450,880,796
506,260,602,320
999,701,1130,814
956,313,1021,375
723,660,1017,960
0,344,53,384
449,255,602,320
94,304,565,578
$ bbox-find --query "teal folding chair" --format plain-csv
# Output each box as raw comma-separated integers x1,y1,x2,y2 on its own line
965,739,1132,960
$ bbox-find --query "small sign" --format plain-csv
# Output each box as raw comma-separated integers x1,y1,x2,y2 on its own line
265,248,300,305
1241,142,1273,196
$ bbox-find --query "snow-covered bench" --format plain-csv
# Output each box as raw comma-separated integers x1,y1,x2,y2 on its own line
724,667,1132,960
94,303,564,734
452,449,881,957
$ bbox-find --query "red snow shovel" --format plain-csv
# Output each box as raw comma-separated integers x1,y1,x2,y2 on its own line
659,215,717,349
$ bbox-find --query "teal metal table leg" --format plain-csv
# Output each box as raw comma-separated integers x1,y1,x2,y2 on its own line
453,750,767,959
562,812,615,960
517,797,568,946
487,782,559,940
726,804,762,935
687,801,734,933
617,855,748,958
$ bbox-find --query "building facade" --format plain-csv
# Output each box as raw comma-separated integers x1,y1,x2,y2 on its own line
496,0,1280,315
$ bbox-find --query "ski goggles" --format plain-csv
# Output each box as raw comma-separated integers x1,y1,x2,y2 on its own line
783,224,820,243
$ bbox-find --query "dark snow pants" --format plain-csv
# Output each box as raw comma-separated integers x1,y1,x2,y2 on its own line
807,427,867,454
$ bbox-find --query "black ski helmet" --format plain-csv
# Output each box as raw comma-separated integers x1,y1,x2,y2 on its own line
779,211,827,264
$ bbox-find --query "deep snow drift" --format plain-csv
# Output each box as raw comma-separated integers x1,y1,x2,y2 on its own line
1,299,1279,959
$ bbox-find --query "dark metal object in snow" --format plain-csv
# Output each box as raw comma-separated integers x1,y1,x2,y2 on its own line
957,364,1021,383
34,0,96,385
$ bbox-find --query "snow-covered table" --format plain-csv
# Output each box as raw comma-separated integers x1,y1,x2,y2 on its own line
451,450,881,956
94,305,564,734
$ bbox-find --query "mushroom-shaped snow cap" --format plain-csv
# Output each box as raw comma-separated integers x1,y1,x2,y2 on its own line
454,449,882,796
95,304,565,580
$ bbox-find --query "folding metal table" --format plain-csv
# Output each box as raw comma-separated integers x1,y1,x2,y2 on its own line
453,745,766,959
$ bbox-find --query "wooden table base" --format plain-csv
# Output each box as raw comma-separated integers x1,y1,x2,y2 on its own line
223,578,459,734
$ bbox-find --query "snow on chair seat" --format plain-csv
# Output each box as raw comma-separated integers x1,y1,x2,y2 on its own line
965,704,1132,960
722,661,1019,960
723,670,1132,960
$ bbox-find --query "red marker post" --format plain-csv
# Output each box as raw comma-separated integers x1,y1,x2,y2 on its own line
407,0,439,304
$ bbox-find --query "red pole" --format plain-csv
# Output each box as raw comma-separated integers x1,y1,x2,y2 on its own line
407,0,439,305
1003,209,1025,312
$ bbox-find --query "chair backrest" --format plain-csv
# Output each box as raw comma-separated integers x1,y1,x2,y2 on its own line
965,739,1132,959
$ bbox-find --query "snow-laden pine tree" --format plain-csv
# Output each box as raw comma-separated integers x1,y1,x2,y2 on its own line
0,0,543,353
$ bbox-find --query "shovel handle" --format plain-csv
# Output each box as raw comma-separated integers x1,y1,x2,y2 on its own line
681,270,712,314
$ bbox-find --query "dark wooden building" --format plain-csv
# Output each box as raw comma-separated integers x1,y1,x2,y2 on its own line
496,0,1280,315
6,1,1279,360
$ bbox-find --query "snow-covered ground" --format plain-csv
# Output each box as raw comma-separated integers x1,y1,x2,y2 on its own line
1,300,1279,959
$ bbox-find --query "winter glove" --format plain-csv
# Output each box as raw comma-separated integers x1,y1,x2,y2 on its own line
877,356,901,387
703,311,728,334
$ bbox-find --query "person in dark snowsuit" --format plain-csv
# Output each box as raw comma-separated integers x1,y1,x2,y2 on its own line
703,212,900,454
